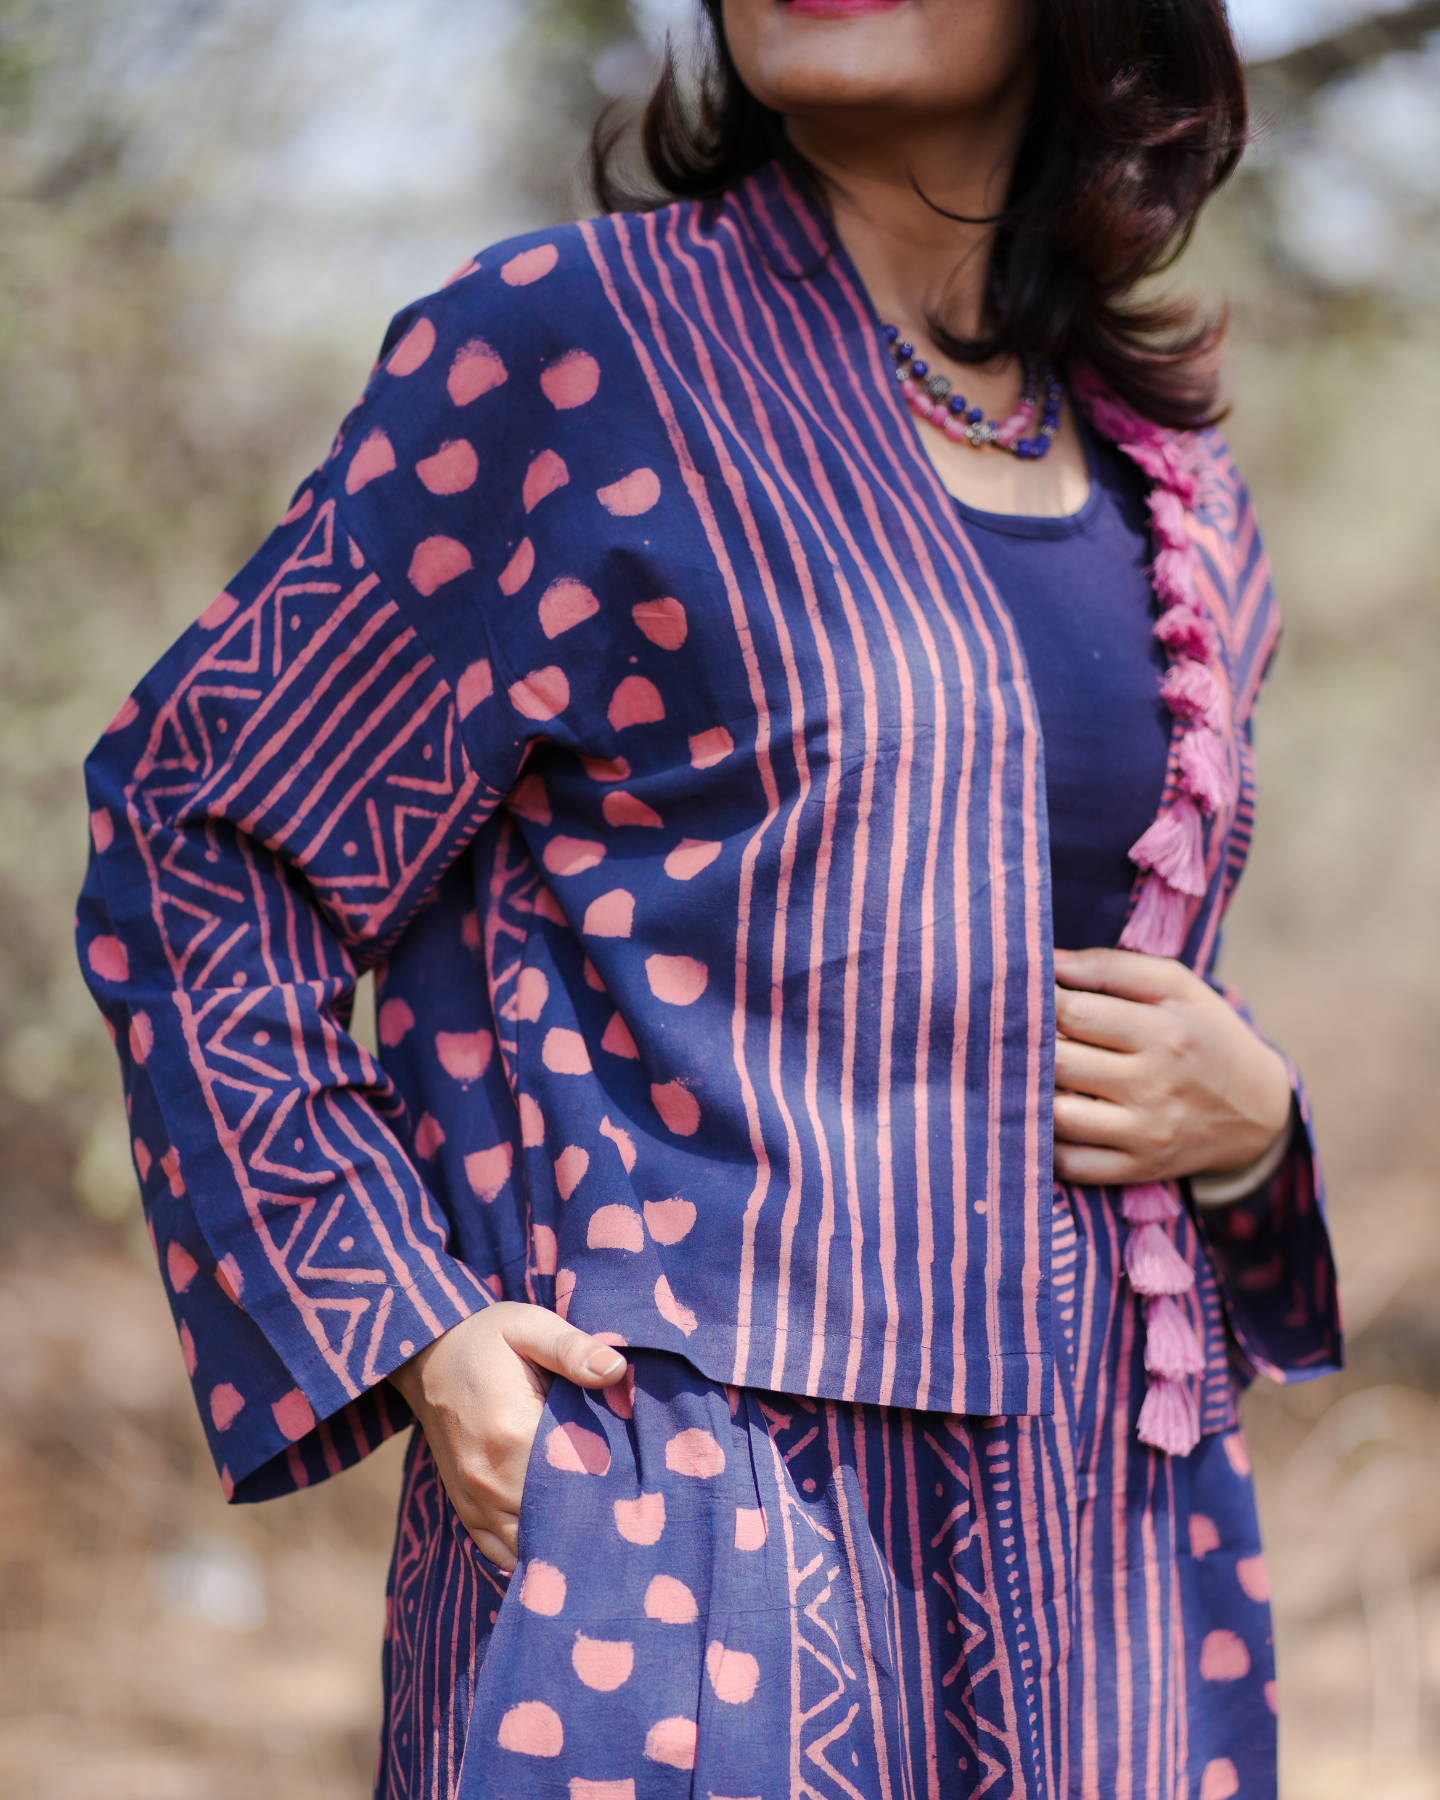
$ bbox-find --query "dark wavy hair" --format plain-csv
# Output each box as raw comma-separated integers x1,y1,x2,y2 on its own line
591,1,1248,430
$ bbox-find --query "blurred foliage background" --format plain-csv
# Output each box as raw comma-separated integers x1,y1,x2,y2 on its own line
0,1,1437,1795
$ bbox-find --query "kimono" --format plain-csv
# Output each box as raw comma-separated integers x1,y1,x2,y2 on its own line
77,163,1340,1799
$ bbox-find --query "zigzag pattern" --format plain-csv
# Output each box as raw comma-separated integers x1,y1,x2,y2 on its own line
85,494,496,1433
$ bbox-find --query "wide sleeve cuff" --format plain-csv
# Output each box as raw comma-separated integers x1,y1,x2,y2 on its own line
1194,1075,1343,1385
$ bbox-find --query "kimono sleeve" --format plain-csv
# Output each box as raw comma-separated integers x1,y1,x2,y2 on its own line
1185,446,1343,1387
77,226,724,1496
76,474,528,1498
1197,986,1342,1386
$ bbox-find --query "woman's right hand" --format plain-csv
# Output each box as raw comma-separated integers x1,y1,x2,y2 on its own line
388,1302,628,1570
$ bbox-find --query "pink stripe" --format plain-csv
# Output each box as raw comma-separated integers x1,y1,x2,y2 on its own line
1038,1412,1073,1797
189,921,249,990
878,1408,921,1791
1168,1457,1187,1786
966,1438,1025,1775
633,206,815,1376
136,807,471,1401
741,184,1001,1403
718,195,957,1401
1016,1419,1061,1796
685,225,859,1395
901,1413,942,1800
322,1094,470,1315
764,210,1027,1343
1073,1189,1118,1790
578,216,781,1384
927,515,1045,1406
129,505,355,792
1112,1283,1137,1800
758,1422,806,1800
833,1408,897,1800
685,206,913,1398
1140,1482,1163,1796
651,207,836,1388
307,709,483,944
197,574,389,807
127,812,364,1388
279,662,443,853
758,173,1045,1406
1190,511,1271,975
721,201,886,1398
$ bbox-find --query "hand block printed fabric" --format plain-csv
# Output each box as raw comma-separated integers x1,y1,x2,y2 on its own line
76,162,1338,1503
377,1194,1278,1800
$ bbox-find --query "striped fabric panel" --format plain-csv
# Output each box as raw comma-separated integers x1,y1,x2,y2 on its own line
573,185,1052,1412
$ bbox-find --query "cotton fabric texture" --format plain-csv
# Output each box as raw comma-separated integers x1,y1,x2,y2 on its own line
76,165,1340,1796
380,1194,1277,1800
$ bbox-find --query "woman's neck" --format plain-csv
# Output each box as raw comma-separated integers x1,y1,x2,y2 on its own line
785,83,1030,338
784,96,1091,520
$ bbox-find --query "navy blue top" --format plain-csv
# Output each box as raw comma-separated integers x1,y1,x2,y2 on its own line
956,424,1172,951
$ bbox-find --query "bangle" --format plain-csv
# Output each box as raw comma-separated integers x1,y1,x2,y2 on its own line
1188,1114,1294,1208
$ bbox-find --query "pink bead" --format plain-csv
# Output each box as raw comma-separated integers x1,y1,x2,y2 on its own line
944,417,965,442
996,401,1035,448
899,378,918,400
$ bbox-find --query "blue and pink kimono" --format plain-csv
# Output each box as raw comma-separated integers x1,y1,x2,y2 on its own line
78,165,1340,1798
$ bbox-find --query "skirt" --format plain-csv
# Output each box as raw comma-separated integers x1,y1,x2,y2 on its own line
376,1190,1277,1799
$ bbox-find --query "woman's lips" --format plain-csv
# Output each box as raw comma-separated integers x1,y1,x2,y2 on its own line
782,0,908,16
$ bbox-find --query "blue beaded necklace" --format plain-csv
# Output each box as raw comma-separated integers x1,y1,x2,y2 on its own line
883,323,1064,460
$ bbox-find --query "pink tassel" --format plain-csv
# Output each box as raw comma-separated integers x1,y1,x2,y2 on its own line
1153,606,1216,663
1118,871,1189,956
1147,437,1199,506
1144,1296,1206,1379
1069,362,1198,503
1147,487,1190,551
1069,364,1163,445
1129,797,1206,896
1125,1221,1196,1296
1152,446,1195,504
1069,370,1156,446
1125,439,1174,480
1153,545,1199,606
1120,1180,1181,1223
1136,1377,1201,1456
1125,442,1198,507
1177,727,1237,813
1159,659,1224,732
1156,439,1199,505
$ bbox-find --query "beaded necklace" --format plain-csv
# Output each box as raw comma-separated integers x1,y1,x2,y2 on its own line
883,323,1064,458
884,322,1239,1459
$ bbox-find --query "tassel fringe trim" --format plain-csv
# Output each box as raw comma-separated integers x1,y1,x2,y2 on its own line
1072,367,1248,1457
1119,1178,1204,1457
1073,363,1242,979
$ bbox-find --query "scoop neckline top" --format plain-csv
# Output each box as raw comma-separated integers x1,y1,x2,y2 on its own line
949,419,1106,541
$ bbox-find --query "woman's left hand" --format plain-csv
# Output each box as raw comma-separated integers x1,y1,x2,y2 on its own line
1052,947,1293,1188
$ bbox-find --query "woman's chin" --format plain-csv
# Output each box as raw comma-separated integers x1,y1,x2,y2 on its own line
780,0,910,16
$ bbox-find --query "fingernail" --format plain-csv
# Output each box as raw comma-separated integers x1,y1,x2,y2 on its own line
586,1350,627,1381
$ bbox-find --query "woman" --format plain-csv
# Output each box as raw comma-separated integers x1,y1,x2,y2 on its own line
77,0,1341,1794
